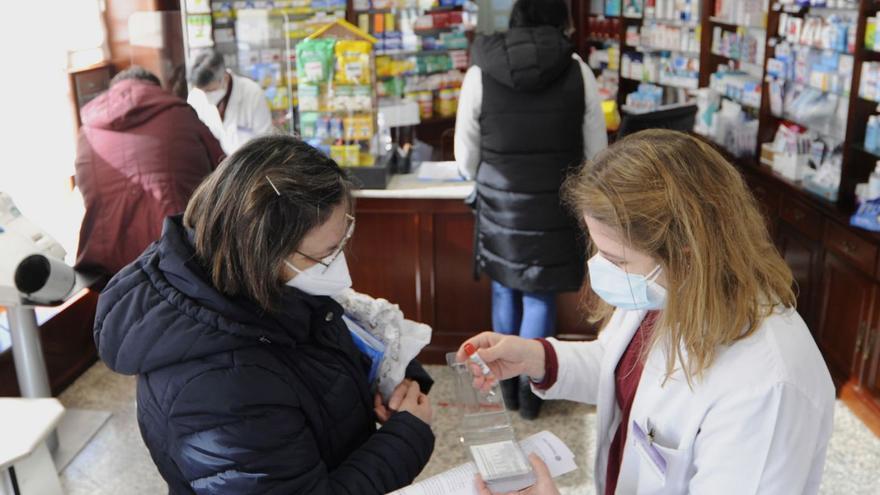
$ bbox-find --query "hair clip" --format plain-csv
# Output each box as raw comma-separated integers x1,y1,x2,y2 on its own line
265,176,281,196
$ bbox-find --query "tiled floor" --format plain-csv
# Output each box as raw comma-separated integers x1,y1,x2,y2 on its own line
58,363,880,494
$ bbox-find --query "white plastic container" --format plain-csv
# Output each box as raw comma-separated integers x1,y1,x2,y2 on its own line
773,152,810,181
869,161,880,200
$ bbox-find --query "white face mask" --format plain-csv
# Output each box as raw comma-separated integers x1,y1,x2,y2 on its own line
205,77,229,106
587,254,667,310
205,89,226,106
285,253,352,296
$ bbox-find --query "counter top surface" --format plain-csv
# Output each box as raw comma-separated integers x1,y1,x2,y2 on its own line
0,398,64,468
353,174,474,200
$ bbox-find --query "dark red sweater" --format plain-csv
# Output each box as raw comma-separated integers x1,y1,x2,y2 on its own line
75,79,224,277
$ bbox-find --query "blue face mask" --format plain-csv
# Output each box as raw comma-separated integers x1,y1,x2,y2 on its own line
587,254,667,310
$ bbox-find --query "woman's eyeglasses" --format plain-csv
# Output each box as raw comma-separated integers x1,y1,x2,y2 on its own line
296,214,356,273
265,176,355,274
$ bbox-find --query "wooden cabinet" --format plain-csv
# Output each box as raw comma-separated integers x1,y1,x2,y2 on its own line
349,197,595,364
430,210,494,358
824,221,878,277
775,221,823,333
348,210,423,320
743,171,780,236
857,302,880,407
816,252,875,383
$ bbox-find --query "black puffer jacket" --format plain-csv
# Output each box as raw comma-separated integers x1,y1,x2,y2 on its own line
470,27,587,293
94,216,435,494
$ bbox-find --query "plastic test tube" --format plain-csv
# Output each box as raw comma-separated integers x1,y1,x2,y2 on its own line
463,343,497,397
463,343,491,375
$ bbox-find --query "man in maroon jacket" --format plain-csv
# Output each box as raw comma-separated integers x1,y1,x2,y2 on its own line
75,66,225,278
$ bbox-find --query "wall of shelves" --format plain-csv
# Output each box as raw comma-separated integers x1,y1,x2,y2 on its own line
572,0,879,203
576,1,704,109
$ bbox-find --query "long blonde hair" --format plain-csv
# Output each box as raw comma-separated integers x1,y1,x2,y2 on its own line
562,129,795,382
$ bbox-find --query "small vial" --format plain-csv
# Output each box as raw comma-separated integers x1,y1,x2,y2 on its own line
464,343,491,375
463,343,496,398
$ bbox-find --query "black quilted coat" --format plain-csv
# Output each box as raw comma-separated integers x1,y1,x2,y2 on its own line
470,26,587,293
94,215,435,494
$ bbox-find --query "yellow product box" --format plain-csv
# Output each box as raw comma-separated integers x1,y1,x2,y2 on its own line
359,151,376,167
335,40,372,85
376,56,393,78
330,145,348,165
269,87,290,111
601,100,620,132
435,88,457,117
331,145,362,167
343,115,374,141
343,145,361,166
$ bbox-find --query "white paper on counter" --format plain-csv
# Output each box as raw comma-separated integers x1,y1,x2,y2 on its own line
388,431,577,495
416,161,464,182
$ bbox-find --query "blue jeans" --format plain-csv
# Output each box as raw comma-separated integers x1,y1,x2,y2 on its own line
491,281,557,339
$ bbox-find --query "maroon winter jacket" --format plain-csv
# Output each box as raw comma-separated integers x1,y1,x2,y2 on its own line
75,79,224,277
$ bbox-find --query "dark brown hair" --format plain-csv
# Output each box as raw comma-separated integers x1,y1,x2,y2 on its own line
189,49,226,88
184,135,352,312
509,0,571,31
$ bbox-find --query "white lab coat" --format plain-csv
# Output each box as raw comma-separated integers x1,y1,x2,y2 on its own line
535,307,835,494
187,72,273,154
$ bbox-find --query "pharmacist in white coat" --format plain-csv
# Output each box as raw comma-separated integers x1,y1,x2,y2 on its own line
460,130,835,495
187,50,273,154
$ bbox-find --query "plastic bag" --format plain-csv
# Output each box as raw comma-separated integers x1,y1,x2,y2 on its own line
332,289,432,401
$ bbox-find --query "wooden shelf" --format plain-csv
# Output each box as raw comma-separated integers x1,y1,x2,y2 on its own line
621,75,699,90
771,78,849,98
425,5,463,13
771,2,858,15
418,115,455,125
641,18,699,27
717,92,761,110
769,36,856,56
709,16,766,30
852,143,880,160
413,26,461,36
859,95,880,107
353,7,393,14
711,51,762,67
637,44,700,56
586,37,620,43
766,113,846,143
377,68,453,80
376,48,461,56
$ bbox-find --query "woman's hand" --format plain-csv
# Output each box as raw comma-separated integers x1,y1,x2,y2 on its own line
475,454,559,495
374,379,416,424
394,380,432,425
456,332,546,393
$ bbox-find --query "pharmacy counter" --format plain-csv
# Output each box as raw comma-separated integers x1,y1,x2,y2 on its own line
349,175,595,364
353,174,475,200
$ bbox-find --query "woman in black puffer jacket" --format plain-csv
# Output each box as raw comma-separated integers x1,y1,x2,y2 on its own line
454,0,608,420
94,135,434,494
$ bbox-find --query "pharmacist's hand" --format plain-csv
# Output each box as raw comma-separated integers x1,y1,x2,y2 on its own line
374,379,416,423
456,332,545,393
395,380,433,426
475,454,559,495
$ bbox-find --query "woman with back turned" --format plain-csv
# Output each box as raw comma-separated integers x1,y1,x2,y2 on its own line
454,0,608,419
